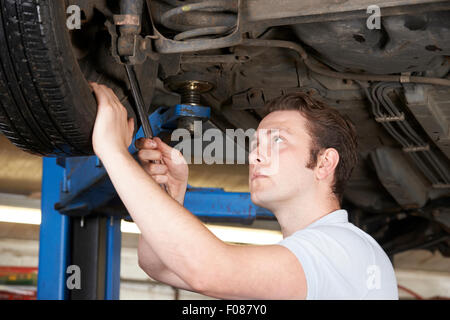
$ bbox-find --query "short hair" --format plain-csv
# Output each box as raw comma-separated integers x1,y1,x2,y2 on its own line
264,92,358,204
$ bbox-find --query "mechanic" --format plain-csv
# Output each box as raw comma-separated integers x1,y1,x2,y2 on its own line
89,81,399,300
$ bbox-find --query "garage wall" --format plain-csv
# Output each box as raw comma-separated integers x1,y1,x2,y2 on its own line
1,221,449,299
0,222,215,299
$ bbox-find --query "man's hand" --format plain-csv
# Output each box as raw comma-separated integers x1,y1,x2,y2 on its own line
135,137,188,205
90,82,135,159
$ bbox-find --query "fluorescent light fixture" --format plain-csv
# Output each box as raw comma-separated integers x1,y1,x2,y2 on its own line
121,220,282,245
121,220,141,234
205,224,283,245
0,205,41,225
0,205,283,245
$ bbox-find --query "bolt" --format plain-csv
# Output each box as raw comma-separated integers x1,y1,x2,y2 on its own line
343,79,353,85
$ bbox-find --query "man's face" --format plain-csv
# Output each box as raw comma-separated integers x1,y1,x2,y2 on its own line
249,110,316,209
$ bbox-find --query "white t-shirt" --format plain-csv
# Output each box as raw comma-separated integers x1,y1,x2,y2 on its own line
276,209,398,300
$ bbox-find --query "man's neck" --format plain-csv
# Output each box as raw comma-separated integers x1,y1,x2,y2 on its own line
273,193,341,238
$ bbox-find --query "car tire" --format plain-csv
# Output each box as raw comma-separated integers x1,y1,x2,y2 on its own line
0,0,97,156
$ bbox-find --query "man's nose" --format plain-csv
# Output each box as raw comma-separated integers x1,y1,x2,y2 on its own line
249,147,265,164
249,150,260,164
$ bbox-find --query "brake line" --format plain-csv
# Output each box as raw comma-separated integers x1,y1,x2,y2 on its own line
239,39,450,87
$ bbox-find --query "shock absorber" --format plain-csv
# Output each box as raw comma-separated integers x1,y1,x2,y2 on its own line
115,0,144,57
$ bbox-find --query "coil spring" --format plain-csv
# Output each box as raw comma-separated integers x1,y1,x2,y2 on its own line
160,0,237,41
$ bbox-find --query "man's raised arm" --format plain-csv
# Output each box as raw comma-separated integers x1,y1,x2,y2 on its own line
90,82,308,299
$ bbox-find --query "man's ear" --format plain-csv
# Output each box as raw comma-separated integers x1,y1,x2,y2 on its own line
315,148,339,180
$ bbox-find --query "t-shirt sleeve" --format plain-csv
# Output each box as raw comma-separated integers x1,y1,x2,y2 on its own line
276,228,365,299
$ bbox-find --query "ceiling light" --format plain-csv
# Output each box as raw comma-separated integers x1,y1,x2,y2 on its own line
0,205,41,225
0,205,283,245
121,220,282,245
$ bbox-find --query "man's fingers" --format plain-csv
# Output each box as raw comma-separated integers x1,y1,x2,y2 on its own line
136,137,177,158
137,149,162,162
101,86,120,110
90,82,124,111
135,137,157,150
145,163,168,175
106,87,122,107
90,82,109,107
152,174,168,185
154,137,173,156
155,137,186,165
136,137,186,165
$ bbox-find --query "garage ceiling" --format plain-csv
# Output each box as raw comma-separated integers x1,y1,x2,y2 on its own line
0,135,42,196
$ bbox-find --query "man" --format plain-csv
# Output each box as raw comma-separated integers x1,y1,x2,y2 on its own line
90,82,398,299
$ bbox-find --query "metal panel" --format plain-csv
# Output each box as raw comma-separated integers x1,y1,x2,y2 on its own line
370,147,430,208
55,155,117,217
105,217,122,300
185,187,273,224
70,216,107,300
37,157,70,300
404,84,450,159
244,0,450,24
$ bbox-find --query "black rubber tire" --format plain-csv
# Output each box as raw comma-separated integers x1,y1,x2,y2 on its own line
0,0,97,156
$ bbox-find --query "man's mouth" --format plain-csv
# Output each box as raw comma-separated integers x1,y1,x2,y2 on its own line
251,173,268,181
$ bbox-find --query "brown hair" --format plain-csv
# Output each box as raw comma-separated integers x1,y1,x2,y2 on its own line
264,92,358,204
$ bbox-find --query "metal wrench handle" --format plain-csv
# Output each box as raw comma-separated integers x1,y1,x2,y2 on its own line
125,65,154,138
125,64,168,193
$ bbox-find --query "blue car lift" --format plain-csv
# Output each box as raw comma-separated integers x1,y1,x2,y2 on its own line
37,104,273,300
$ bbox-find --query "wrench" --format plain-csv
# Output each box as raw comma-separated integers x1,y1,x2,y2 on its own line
125,64,168,193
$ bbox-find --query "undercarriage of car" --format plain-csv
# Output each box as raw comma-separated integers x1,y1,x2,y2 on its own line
0,0,449,257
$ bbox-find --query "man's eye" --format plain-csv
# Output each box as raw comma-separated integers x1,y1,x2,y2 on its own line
273,136,284,143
